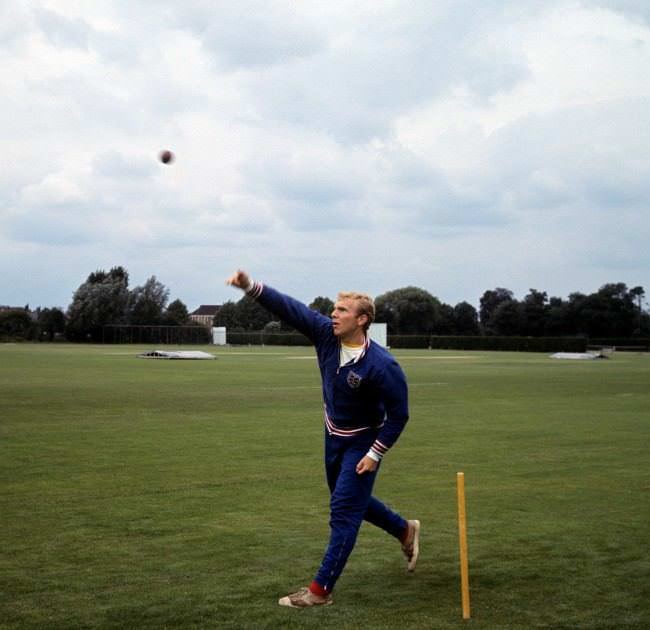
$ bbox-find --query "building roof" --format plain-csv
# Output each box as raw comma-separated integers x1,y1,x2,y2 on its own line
0,305,29,312
191,305,221,316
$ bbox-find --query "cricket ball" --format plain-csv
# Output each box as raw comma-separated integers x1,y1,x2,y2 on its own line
159,149,174,164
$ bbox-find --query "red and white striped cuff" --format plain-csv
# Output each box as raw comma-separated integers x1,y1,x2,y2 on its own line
245,280,264,299
368,439,389,461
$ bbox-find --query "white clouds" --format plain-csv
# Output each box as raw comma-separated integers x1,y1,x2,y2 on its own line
392,2,650,271
34,7,91,50
1,1,649,310
590,0,650,24
232,2,533,144
20,170,87,206
483,96,650,215
171,1,326,70
396,3,650,164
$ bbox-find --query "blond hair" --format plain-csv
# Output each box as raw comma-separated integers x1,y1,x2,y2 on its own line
337,291,375,332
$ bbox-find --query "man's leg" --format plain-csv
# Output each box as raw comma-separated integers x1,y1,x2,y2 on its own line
364,494,420,572
364,496,408,539
312,438,378,593
279,432,419,608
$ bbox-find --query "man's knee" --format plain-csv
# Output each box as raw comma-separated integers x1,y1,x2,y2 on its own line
330,490,370,530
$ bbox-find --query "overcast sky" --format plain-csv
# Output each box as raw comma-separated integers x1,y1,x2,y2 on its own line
2,0,649,312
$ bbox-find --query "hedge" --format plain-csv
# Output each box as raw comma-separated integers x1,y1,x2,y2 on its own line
226,331,311,346
386,335,430,349
589,338,650,351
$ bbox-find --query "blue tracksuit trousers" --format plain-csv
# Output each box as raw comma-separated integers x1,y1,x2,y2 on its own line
314,429,408,592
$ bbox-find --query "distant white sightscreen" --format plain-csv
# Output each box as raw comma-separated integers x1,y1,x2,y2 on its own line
212,327,227,345
369,323,387,348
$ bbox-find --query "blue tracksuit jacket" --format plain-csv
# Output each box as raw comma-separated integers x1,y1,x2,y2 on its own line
247,281,409,459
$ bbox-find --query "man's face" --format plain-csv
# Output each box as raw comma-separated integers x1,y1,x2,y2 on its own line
331,298,367,338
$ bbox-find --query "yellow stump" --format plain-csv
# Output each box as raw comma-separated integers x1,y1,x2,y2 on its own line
456,472,471,620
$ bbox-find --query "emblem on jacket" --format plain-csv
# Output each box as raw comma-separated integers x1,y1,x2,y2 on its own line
347,370,362,389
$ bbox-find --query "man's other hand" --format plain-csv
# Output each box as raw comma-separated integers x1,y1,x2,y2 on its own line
356,455,378,475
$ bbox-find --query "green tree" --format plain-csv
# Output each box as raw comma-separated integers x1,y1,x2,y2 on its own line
640,311,650,336
128,276,169,325
213,301,240,329
236,295,277,330
569,283,637,337
66,266,130,342
630,286,646,335
0,309,35,340
479,288,514,334
521,289,548,336
544,297,570,335
213,296,278,331
36,307,66,341
453,302,480,335
565,292,588,335
549,283,646,338
435,303,456,334
375,287,440,334
163,299,189,325
490,299,524,336
310,296,334,317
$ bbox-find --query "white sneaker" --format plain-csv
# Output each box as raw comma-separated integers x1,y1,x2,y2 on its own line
278,587,333,608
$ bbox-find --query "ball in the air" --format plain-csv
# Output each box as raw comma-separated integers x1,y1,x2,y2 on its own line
159,150,174,164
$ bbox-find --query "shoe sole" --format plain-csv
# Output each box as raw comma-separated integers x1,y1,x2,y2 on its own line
407,519,421,572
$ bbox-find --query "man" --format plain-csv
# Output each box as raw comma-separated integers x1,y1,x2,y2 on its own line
226,270,420,608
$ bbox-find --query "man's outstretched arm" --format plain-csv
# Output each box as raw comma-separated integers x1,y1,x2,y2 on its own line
225,269,332,344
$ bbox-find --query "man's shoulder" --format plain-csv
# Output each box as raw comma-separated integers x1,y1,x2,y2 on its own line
365,342,407,389
367,340,400,366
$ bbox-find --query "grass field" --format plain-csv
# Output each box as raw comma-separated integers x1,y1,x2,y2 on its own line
1,343,649,629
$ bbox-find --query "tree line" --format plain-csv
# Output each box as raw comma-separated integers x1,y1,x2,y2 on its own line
1,266,195,342
1,266,648,341
214,282,649,338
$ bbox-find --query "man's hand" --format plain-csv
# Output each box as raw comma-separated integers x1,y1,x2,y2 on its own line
356,455,378,475
226,269,251,290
